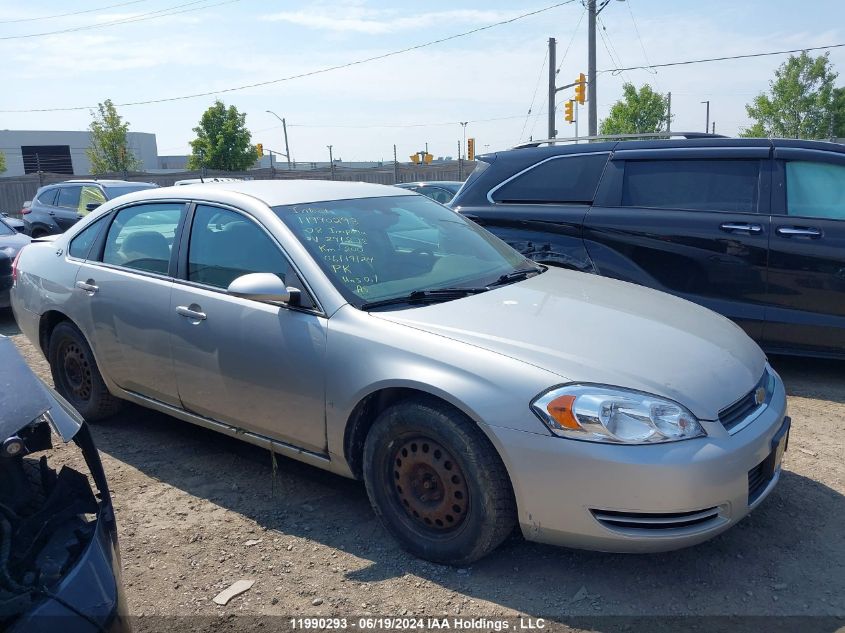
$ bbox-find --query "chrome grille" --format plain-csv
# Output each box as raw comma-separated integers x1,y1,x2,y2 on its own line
591,507,723,533
719,372,768,432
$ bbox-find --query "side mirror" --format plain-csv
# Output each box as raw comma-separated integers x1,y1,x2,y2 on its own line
227,273,301,306
85,202,102,212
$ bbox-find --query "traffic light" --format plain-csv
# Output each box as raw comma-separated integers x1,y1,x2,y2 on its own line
467,138,475,161
564,100,574,123
256,143,263,157
423,153,433,164
410,154,420,164
574,73,586,105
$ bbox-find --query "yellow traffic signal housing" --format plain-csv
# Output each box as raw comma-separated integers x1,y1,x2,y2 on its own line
423,153,433,164
410,154,420,164
467,138,476,161
564,100,574,123
256,143,264,157
574,73,586,105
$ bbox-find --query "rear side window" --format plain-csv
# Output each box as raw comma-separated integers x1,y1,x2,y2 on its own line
785,161,845,219
491,153,609,204
621,160,760,213
36,189,57,206
69,217,107,259
102,203,184,274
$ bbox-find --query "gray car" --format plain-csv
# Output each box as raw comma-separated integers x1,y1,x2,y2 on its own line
10,180,790,564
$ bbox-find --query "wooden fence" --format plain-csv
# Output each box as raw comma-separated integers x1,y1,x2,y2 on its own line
0,161,475,215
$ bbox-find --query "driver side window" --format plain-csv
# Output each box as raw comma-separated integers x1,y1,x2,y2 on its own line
188,205,314,307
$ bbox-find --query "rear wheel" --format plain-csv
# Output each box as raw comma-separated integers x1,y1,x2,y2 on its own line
363,397,516,565
48,321,123,420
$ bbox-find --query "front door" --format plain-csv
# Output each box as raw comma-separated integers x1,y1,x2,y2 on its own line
74,201,186,406
170,204,328,453
54,185,84,231
763,149,845,354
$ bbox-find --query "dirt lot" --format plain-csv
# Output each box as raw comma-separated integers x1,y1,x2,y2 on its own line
2,309,843,631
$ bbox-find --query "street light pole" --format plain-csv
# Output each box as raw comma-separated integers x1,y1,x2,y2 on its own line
587,0,597,136
265,110,292,170
460,122,468,159
327,145,335,180
701,101,710,133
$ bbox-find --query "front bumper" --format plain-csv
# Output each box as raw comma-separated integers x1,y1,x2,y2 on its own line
485,378,789,553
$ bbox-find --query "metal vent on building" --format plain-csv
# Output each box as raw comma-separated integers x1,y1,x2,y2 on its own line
21,145,73,175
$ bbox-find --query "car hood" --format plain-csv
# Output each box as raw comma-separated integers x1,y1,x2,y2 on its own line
371,268,766,420
0,336,82,442
0,231,31,253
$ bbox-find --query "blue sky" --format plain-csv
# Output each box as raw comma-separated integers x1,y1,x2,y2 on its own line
1,0,844,162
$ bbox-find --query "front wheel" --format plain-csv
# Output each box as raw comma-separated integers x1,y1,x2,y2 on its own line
48,321,123,420
363,397,516,565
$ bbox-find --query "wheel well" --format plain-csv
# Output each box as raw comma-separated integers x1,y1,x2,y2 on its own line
38,310,71,356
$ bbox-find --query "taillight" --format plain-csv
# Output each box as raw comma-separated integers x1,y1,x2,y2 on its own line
21,207,31,215
11,247,24,283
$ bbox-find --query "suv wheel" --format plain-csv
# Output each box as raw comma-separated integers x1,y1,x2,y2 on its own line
48,322,123,420
363,397,516,565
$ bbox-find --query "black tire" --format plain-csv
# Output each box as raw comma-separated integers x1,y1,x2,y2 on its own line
29,228,48,239
363,397,516,565
48,321,123,420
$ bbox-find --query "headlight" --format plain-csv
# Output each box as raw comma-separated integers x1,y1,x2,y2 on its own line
531,385,705,444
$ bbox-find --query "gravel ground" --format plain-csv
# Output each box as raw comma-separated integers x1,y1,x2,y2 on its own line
2,309,843,632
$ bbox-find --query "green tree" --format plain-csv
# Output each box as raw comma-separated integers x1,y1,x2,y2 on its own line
0,152,6,174
87,99,142,174
741,52,838,139
599,83,670,135
834,87,845,138
188,100,256,171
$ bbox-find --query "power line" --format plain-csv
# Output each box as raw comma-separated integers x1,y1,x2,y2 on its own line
625,0,656,75
0,0,239,41
0,0,150,24
596,15,629,84
519,48,548,143
600,43,845,74
0,0,577,113
555,5,585,74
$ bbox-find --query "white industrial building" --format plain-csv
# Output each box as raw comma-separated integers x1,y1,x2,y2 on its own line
0,130,158,177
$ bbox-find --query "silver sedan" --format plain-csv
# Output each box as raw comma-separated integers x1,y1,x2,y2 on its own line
10,181,789,564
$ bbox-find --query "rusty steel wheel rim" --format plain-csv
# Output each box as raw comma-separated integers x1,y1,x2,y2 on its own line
392,437,469,532
60,341,93,402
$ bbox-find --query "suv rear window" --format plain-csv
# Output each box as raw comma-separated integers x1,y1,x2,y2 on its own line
491,153,608,204
621,159,760,213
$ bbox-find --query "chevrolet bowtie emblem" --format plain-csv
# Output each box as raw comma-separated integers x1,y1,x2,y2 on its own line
754,386,767,406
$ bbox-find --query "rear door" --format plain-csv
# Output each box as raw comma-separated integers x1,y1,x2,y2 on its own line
74,201,186,406
459,152,609,271
584,147,771,339
763,147,845,354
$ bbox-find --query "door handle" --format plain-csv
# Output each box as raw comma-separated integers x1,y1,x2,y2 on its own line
176,305,207,321
75,280,98,294
776,226,822,238
719,222,763,234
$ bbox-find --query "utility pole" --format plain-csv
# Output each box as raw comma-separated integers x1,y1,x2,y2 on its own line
393,144,399,184
458,140,463,180
587,0,597,136
548,37,556,139
459,122,468,159
327,145,335,180
266,110,292,170
712,121,716,134
701,101,710,133
666,92,672,133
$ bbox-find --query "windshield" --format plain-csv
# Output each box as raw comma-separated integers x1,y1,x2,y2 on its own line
0,218,14,235
274,195,530,307
104,184,158,199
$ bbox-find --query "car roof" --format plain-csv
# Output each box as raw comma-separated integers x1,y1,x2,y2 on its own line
113,179,408,207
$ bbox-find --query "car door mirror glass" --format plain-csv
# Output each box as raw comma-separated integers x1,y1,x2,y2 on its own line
227,272,301,305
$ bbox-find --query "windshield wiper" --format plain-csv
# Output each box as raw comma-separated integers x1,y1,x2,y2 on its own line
360,287,489,310
489,265,546,287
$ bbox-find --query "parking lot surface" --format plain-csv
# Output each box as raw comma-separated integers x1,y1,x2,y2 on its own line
2,310,843,629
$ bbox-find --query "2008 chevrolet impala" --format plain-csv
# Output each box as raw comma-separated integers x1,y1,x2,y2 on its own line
10,181,789,564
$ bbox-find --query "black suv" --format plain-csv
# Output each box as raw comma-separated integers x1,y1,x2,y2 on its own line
450,135,845,358
23,179,158,238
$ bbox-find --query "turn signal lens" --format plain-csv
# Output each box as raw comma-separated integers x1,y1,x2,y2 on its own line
546,395,580,429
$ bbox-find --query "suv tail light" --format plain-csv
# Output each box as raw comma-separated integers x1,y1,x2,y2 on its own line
21,207,31,215
11,247,24,283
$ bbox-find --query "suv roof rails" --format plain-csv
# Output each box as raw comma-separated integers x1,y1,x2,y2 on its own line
513,131,728,149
